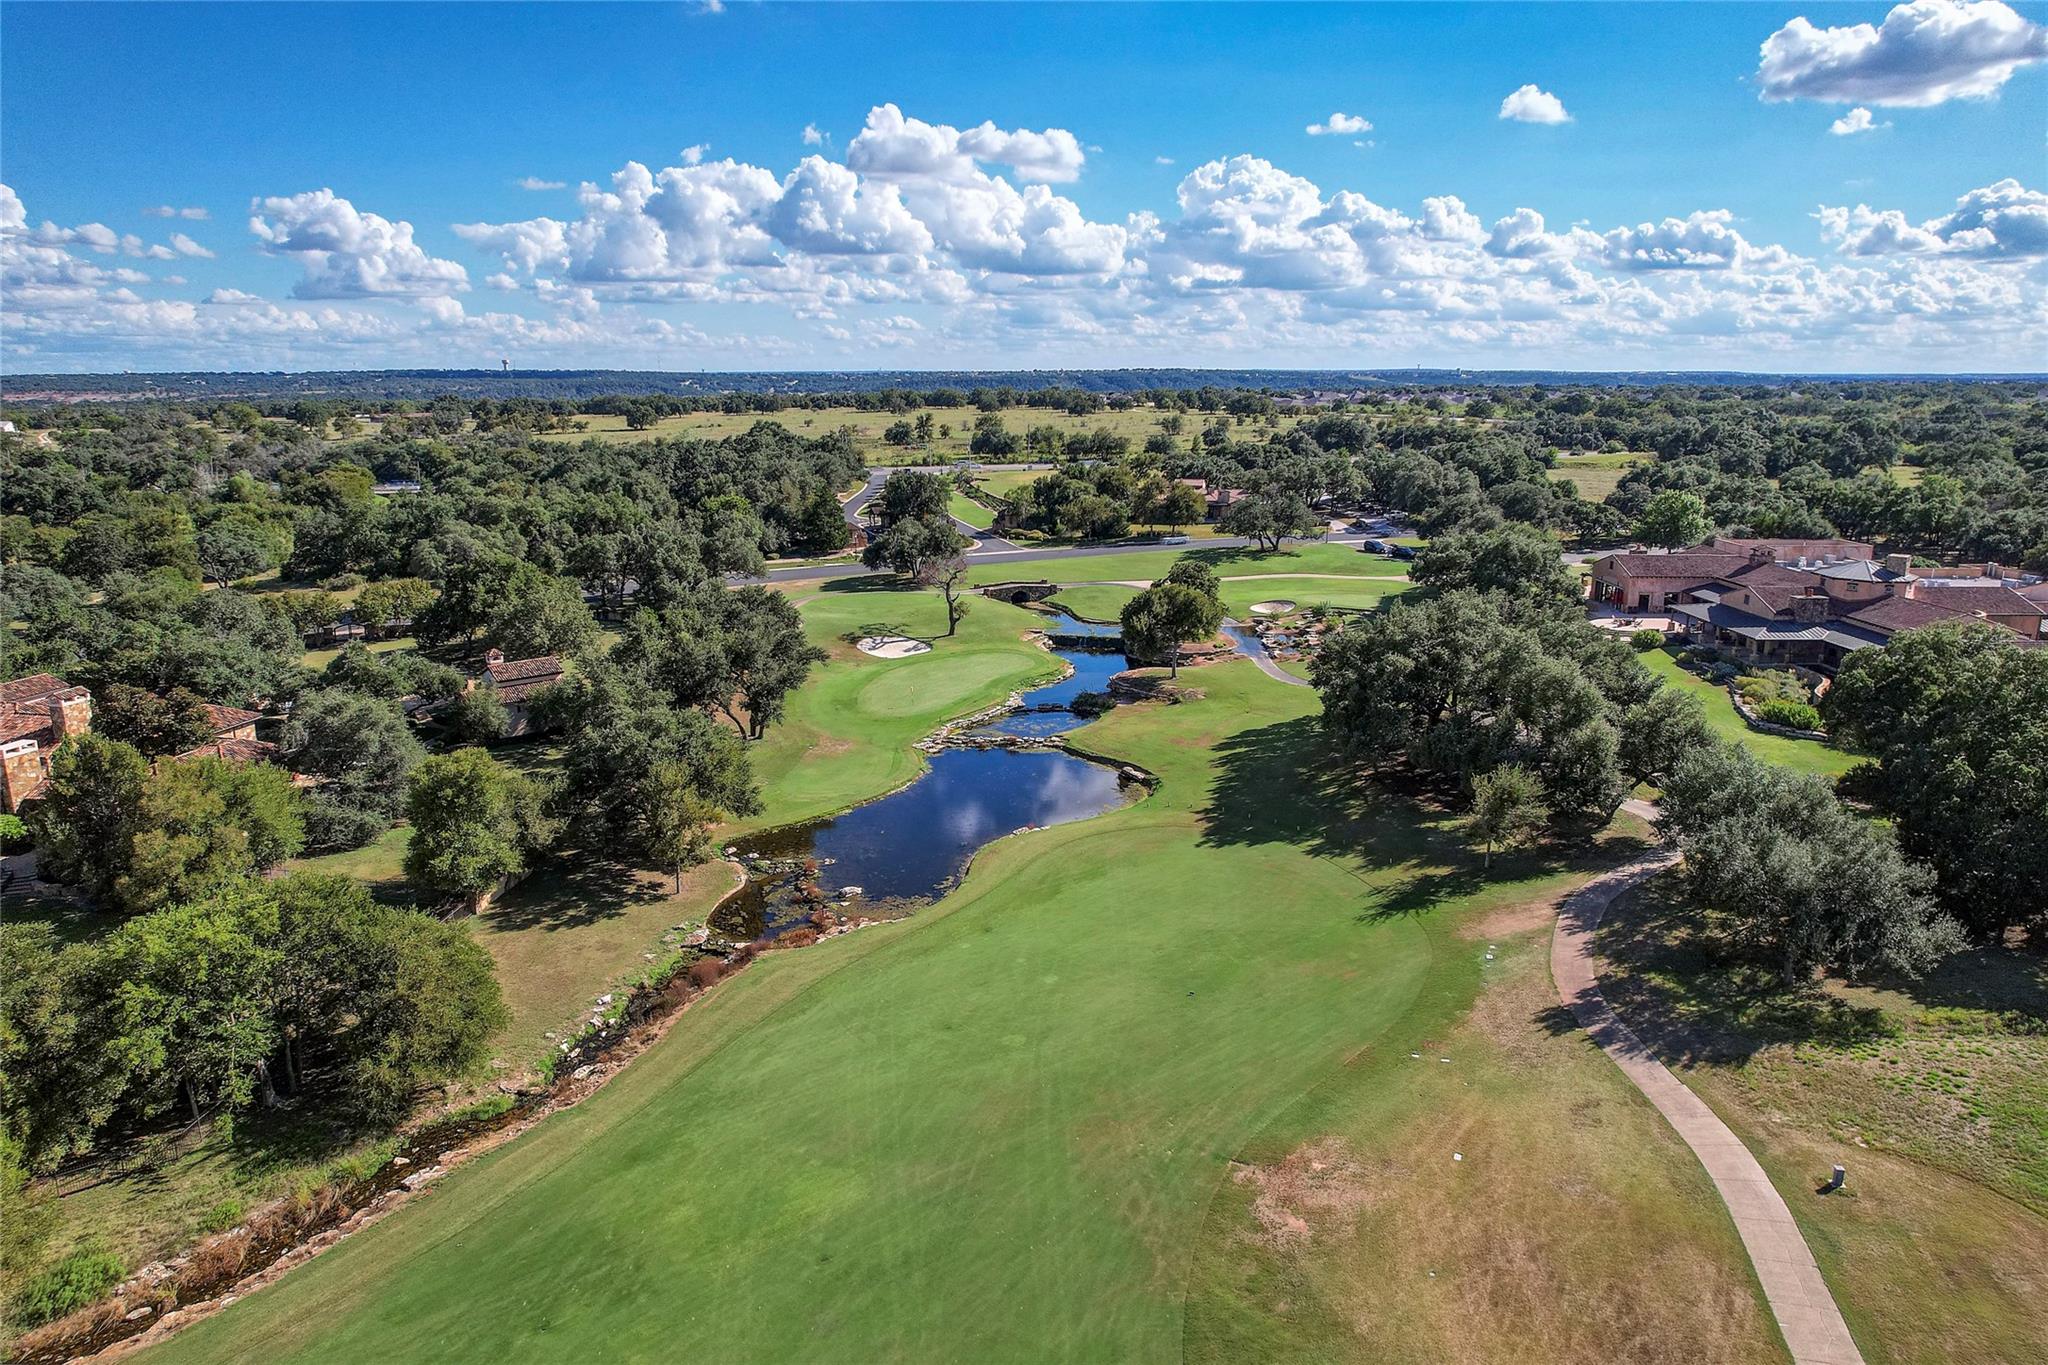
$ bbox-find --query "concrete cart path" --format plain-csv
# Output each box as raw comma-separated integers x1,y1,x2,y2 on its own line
1552,848,1865,1365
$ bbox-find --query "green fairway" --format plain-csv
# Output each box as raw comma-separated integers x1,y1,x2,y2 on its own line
1640,647,1859,779
143,664,1678,1365
1050,582,1140,621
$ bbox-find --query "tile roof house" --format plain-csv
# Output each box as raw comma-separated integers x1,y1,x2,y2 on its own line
173,701,285,768
441,648,566,737
1584,538,1875,613
1665,547,2046,671
1,674,94,811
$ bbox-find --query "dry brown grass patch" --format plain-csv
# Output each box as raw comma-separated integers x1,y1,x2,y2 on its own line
1232,1137,1381,1250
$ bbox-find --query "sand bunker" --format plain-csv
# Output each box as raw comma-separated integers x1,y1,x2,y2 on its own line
857,635,932,659
1249,600,1297,616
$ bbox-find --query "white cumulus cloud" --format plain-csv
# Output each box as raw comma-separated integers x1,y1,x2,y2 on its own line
169,232,214,258
802,123,828,147
1499,84,1571,124
1829,107,1889,135
1819,178,2048,257
516,176,566,191
1306,112,1372,136
144,205,210,220
1758,0,2048,106
250,188,470,297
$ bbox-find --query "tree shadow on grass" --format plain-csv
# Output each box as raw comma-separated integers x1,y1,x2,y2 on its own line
1578,870,1895,1068
1199,716,1637,924
476,854,666,934
817,573,907,595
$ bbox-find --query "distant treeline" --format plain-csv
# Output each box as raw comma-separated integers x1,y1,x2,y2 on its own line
7,366,2042,406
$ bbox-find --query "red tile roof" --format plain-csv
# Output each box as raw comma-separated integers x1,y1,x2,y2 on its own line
483,655,564,703
174,736,280,765
1845,595,1970,634
1597,551,1748,579
201,703,263,734
0,674,71,706
1717,561,1825,613
1910,584,2048,619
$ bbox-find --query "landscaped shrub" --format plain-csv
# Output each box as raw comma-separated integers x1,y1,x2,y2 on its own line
1737,670,1810,706
1070,690,1116,716
11,1244,126,1327
1756,699,1822,731
775,927,820,949
687,958,723,989
1629,628,1665,651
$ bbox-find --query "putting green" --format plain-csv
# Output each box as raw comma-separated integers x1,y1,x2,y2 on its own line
735,585,1062,831
148,664,1639,1365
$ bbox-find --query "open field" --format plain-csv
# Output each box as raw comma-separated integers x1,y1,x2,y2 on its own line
1596,873,2048,1363
970,466,1045,498
535,405,1306,459
146,663,1764,1365
1551,451,1646,503
1640,647,1859,779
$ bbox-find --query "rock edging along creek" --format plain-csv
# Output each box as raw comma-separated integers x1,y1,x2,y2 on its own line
712,610,1153,940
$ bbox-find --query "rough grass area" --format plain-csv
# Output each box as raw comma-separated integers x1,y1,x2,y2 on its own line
1185,930,1781,1365
470,857,741,1062
735,584,1062,833
1640,647,1858,779
1597,872,2048,1364
143,665,1668,1365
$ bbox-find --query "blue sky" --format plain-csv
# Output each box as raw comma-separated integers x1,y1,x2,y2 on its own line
3,1,2044,373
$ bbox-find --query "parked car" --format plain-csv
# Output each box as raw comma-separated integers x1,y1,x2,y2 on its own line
1389,543,1418,561
1159,534,1191,545
1358,538,1389,555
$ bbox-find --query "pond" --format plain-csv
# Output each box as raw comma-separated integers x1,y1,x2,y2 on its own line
714,618,1137,939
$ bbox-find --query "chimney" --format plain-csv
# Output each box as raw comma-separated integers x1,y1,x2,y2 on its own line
53,687,92,739
1791,593,1829,624
1884,552,1911,575
483,647,505,668
1749,546,1777,566
1985,562,2002,581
